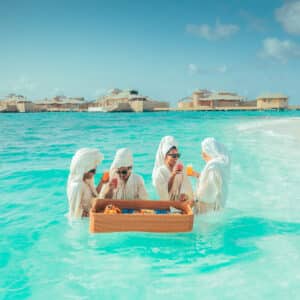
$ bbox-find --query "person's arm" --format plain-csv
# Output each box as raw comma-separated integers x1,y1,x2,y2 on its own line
96,180,103,194
168,173,176,193
99,182,115,199
192,170,200,178
168,168,182,192
96,174,110,194
104,184,114,199
179,172,194,202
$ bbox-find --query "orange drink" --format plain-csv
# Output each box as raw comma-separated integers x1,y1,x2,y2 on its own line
186,164,193,176
102,171,110,183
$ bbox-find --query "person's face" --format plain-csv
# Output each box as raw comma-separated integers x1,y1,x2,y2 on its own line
165,148,180,168
83,168,96,180
117,166,132,181
201,151,212,162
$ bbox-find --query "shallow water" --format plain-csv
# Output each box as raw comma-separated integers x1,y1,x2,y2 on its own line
1,111,300,299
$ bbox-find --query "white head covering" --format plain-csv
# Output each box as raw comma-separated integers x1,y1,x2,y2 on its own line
201,137,230,166
152,136,178,185
110,148,133,173
200,137,230,207
67,148,104,219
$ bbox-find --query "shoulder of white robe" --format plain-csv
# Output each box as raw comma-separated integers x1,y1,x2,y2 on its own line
130,173,143,184
153,165,168,186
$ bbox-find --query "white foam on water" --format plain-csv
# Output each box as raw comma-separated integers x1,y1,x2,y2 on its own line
236,117,300,141
231,117,300,223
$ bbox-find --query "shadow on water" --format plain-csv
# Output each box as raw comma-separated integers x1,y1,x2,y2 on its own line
63,211,300,272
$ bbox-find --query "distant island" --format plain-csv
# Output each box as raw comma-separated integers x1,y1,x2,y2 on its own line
0,89,299,113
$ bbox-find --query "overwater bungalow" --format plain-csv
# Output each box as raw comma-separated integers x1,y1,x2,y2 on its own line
178,89,246,110
0,94,42,112
88,89,169,112
35,96,88,112
256,93,288,110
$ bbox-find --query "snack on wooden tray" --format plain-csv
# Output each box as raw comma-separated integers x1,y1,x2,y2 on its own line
133,209,155,214
104,204,121,214
90,199,194,233
182,204,193,215
140,209,155,214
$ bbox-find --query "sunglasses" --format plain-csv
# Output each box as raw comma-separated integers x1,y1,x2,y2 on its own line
167,153,181,159
117,167,132,175
88,169,96,174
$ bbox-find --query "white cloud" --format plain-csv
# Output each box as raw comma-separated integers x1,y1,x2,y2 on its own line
217,65,227,73
188,63,200,74
259,37,300,63
186,19,239,40
276,0,300,35
188,64,228,75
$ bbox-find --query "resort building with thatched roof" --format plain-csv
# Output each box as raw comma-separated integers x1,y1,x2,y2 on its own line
0,94,42,112
89,89,169,112
256,93,288,110
178,89,245,110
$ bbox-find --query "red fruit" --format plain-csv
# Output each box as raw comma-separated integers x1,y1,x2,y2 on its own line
177,163,183,171
111,178,118,188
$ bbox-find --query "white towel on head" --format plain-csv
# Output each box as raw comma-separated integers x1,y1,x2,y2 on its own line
99,148,148,200
196,137,230,208
67,148,104,219
110,148,133,173
152,136,178,186
152,136,193,201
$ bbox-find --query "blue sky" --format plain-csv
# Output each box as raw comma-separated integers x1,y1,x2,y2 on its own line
1,0,300,104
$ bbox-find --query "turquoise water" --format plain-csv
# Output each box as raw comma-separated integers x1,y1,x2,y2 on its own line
1,111,300,299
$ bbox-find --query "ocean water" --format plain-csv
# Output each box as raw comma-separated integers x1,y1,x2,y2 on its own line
1,111,300,300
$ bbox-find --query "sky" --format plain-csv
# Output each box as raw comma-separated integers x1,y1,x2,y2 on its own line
1,0,300,104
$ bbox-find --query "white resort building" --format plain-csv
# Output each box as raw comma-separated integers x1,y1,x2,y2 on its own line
0,94,41,112
35,96,88,112
178,89,245,110
88,89,169,112
256,93,288,110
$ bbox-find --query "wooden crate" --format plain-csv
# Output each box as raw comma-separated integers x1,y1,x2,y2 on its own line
90,199,194,233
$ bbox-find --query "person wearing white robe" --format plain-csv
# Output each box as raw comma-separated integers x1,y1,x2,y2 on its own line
99,148,148,200
193,137,230,213
152,136,193,201
67,148,104,219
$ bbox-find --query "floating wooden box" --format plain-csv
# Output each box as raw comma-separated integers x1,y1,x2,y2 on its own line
90,199,194,233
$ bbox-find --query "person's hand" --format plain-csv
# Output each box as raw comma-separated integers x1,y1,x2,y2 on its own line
179,193,188,202
82,210,89,217
172,165,183,177
108,178,118,190
192,171,200,178
185,199,194,207
108,181,115,190
172,170,181,177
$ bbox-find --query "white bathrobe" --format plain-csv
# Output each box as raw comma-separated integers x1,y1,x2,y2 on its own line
152,136,193,201
99,148,148,200
196,138,230,209
67,148,104,219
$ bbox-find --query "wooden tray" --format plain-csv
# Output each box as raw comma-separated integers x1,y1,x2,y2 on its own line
90,199,194,233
